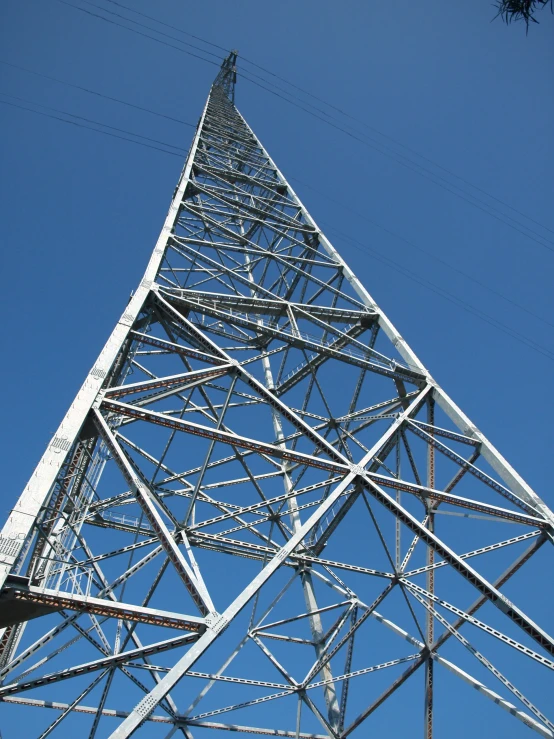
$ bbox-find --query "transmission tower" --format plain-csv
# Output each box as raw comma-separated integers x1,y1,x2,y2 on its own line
0,52,553,739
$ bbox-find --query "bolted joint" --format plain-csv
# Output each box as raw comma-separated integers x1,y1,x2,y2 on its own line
205,611,228,635
228,358,242,373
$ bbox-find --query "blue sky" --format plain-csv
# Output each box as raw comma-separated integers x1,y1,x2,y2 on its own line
0,0,553,736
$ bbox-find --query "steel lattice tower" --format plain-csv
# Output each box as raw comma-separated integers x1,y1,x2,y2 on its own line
0,52,553,739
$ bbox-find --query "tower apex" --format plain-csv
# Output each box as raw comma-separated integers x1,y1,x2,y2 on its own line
213,49,238,103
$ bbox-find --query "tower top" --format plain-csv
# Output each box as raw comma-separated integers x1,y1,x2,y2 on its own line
213,50,238,103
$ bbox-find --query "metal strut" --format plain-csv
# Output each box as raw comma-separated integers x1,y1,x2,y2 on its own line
0,51,553,739
213,49,238,103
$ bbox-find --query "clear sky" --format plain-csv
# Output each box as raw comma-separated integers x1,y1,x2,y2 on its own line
0,0,553,737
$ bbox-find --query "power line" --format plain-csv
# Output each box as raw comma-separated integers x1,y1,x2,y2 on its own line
0,98,184,158
242,59,554,242
86,0,554,253
3,90,552,363
0,60,196,128
213,39,554,252
88,0,554,245
102,0,229,55
324,225,554,362
78,0,224,63
98,0,393,143
238,70,554,255
5,57,550,333
99,0,364,128
292,176,554,331
0,92,189,153
61,0,554,253
57,0,222,70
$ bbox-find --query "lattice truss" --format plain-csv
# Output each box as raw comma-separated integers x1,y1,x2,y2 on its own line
0,53,553,739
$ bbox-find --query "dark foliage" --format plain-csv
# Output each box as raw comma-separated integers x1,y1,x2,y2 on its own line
495,0,552,29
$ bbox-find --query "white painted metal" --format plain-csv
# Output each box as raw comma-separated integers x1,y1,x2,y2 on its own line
0,52,552,739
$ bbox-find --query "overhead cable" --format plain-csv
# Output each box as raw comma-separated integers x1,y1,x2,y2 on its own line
0,98,185,158
0,60,196,128
3,90,552,363
5,62,550,336
292,176,554,331
57,0,222,70
0,92,189,154
324,224,554,362
87,0,554,246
